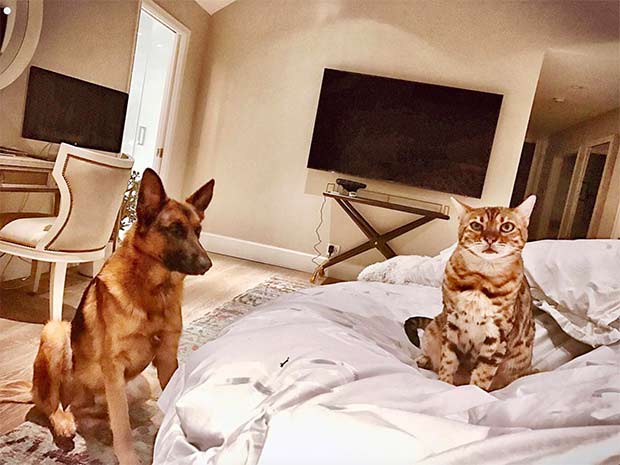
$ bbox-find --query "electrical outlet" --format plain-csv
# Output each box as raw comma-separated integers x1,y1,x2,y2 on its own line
327,243,340,257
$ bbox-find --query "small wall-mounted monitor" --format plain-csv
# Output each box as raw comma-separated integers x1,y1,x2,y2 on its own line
22,66,129,153
307,69,503,198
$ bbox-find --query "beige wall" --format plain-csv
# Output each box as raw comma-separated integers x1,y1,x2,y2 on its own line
186,0,616,279
531,108,620,238
0,0,140,154
544,108,619,160
0,0,209,280
149,0,210,198
0,0,209,198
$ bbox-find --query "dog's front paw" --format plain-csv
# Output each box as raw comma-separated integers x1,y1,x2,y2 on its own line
116,451,142,465
51,409,76,438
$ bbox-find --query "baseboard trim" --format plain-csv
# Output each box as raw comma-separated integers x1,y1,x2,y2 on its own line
200,232,327,273
200,232,367,279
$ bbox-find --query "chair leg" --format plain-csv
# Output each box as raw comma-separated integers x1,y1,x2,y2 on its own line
31,260,42,294
49,262,67,321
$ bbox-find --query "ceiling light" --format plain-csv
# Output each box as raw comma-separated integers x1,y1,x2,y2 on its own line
553,97,566,103
2,6,12,15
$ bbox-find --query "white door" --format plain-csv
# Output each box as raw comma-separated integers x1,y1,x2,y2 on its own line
121,6,178,175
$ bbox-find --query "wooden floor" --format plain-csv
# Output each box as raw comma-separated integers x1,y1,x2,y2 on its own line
0,253,310,434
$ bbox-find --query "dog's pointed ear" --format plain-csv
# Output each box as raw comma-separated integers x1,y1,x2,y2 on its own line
186,179,215,213
137,168,167,226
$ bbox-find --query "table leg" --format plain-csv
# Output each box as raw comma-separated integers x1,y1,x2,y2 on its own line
336,199,396,259
312,213,437,278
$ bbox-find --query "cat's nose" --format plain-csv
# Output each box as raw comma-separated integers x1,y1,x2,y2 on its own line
483,232,499,244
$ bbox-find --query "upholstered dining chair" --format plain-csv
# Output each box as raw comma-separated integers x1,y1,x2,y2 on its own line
0,143,133,321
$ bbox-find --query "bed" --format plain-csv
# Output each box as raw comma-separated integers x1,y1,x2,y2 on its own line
153,240,620,465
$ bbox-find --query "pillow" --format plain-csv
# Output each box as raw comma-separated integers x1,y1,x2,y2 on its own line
523,240,620,347
357,244,455,288
359,240,620,346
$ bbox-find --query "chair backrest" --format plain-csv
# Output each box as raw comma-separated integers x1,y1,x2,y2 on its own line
37,143,134,253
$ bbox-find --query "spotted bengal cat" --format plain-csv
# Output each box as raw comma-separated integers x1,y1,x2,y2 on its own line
405,195,536,391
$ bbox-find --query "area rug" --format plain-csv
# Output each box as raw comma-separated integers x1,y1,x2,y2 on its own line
0,276,313,464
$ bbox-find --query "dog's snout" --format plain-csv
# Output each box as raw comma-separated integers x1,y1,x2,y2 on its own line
163,250,212,275
197,254,212,273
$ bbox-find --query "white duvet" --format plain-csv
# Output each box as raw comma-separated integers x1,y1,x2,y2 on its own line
153,282,620,465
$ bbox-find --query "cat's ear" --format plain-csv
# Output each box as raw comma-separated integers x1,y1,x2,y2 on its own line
450,197,472,219
515,195,536,223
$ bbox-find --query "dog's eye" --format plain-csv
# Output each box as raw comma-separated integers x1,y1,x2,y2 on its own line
469,221,483,231
500,222,515,233
169,222,187,238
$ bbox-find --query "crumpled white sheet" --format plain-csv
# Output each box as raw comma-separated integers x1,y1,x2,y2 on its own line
358,239,620,346
153,282,619,465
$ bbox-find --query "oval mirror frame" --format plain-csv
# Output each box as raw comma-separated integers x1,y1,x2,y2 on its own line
0,0,43,90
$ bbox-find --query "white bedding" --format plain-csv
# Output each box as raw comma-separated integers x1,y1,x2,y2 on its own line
358,240,620,346
153,282,620,465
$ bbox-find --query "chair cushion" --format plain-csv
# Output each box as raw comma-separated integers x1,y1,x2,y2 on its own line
0,217,57,247
0,212,50,229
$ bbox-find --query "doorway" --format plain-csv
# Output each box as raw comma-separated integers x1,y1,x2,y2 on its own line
121,0,189,178
536,135,619,239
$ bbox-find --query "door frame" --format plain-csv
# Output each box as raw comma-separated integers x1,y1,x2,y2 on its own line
558,134,618,238
536,147,580,239
540,134,619,239
137,0,190,185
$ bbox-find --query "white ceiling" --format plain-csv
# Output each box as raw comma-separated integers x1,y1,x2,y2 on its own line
195,0,617,137
195,0,236,15
527,41,620,139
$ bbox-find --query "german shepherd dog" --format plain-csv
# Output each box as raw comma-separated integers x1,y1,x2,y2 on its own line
1,169,214,465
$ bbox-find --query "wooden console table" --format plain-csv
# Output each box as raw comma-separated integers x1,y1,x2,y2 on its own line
311,191,449,282
0,154,59,216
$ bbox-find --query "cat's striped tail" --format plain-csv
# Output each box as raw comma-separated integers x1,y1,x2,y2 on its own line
0,379,33,404
404,316,433,348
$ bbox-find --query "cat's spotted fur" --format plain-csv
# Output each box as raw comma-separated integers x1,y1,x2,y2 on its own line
405,196,536,391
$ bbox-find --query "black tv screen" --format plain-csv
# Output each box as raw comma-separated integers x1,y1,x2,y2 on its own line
307,69,503,198
22,67,129,153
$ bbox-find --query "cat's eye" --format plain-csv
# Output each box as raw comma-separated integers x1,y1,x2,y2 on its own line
500,222,515,233
469,221,483,231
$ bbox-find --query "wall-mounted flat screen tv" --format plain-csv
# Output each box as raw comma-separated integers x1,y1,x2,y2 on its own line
307,69,503,198
22,67,129,153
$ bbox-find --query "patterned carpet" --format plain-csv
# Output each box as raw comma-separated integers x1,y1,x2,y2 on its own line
0,276,313,465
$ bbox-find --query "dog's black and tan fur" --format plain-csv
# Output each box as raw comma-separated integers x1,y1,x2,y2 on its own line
14,169,214,465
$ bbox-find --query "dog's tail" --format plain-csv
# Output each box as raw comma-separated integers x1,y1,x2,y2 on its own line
404,316,433,348
0,379,33,404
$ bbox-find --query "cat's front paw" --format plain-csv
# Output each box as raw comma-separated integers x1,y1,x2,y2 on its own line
470,371,494,391
438,371,454,384
415,354,432,370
